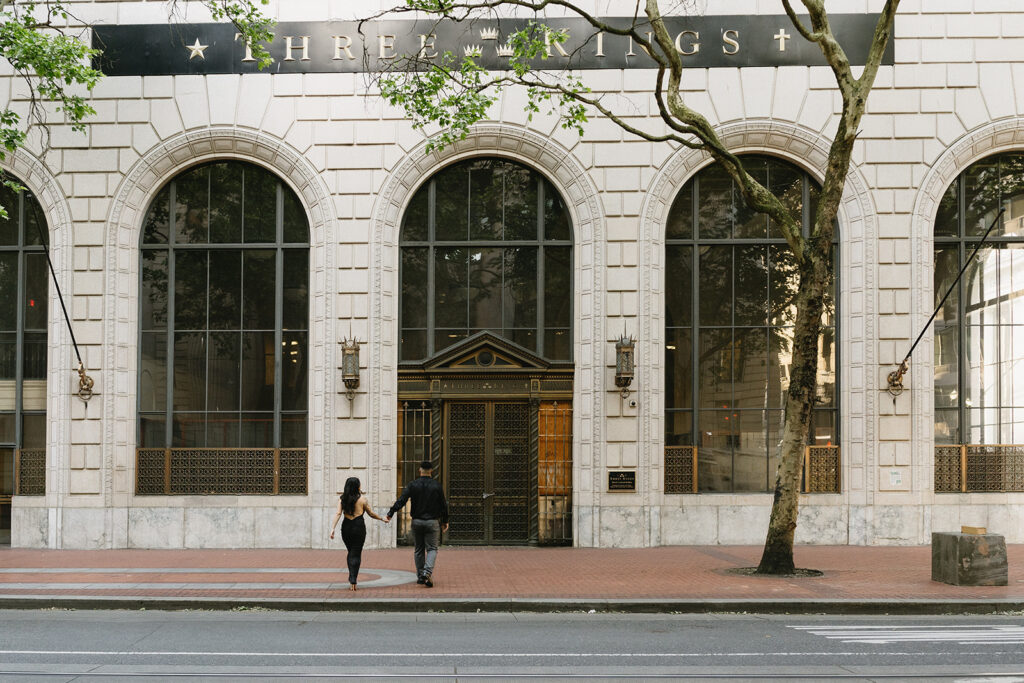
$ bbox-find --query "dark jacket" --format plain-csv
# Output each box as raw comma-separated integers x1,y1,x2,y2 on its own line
388,476,449,524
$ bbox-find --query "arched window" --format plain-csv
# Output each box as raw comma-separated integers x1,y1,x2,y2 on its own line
933,152,1024,446
399,158,573,361
665,155,837,493
1,181,49,532
137,161,309,494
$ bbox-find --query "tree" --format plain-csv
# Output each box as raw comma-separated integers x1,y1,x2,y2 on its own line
371,0,899,574
0,0,274,215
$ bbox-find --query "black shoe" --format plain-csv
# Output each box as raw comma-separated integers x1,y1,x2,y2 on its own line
424,575,433,588
417,575,426,584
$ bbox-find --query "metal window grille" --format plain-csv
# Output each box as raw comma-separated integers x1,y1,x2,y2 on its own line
664,446,698,493
537,401,572,545
935,445,1024,493
14,449,46,496
135,448,307,495
396,401,434,541
802,445,841,493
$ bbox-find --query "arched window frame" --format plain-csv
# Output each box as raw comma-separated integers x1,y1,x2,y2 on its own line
933,151,1024,447
398,157,574,362
136,160,310,481
664,154,839,493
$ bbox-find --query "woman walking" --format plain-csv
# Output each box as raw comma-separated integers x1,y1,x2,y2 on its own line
329,477,387,590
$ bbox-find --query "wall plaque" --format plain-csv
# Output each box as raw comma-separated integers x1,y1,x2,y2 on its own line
92,15,893,77
608,470,636,492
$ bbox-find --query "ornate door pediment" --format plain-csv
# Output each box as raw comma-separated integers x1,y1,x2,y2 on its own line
419,332,551,372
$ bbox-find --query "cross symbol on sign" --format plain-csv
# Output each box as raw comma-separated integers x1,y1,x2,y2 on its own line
774,29,791,51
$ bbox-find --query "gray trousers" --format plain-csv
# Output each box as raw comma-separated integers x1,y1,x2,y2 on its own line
411,518,440,577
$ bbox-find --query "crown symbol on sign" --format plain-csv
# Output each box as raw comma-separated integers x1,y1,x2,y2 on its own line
479,27,500,41
464,45,482,57
496,43,515,58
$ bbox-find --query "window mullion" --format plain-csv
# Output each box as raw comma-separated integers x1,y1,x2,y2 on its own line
537,178,544,357
427,180,435,357
14,245,24,450
274,183,284,448
165,182,177,448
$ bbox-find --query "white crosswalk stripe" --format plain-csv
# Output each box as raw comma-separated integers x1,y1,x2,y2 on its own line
791,624,1024,644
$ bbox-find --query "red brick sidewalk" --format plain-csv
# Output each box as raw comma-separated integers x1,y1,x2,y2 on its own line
0,545,1021,605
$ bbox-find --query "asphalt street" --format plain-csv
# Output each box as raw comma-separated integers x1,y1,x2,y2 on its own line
1,610,1023,681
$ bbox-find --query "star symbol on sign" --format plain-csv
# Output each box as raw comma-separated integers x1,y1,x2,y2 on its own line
187,38,209,60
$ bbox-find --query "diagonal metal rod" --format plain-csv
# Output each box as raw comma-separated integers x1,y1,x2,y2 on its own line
886,206,1006,396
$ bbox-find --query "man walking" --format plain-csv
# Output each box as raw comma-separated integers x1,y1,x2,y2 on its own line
386,460,449,587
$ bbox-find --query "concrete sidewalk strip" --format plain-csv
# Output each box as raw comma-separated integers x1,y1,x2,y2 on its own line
0,545,1021,613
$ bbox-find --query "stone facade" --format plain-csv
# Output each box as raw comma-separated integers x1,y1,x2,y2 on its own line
6,0,1024,548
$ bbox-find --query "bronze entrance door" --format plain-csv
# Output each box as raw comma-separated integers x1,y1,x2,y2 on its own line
445,401,530,544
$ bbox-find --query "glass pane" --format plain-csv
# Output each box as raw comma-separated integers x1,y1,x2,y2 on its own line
434,329,467,353
999,154,1024,238
0,333,13,390
817,326,836,407
1,446,12,495
697,163,732,238
699,328,733,409
0,413,12,441
143,185,170,244
543,329,570,360
0,253,16,333
733,157,768,239
469,161,503,241
665,246,692,327
139,331,168,412
468,248,503,331
501,163,538,241
768,327,792,408
664,328,692,411
171,413,205,447
22,332,46,380
208,162,242,243
1000,408,1024,443
241,412,273,447
965,325,997,409
242,251,275,330
281,413,308,447
812,410,836,446
698,246,731,326
208,250,242,330
434,248,467,328
544,247,571,329
666,184,693,240
767,409,785,486
281,331,307,411
140,249,169,331
21,413,46,449
174,165,209,244
768,159,803,239
173,332,206,412
543,179,570,241
0,183,17,245
733,328,768,410
734,410,768,491
241,331,275,411
964,246,997,325
503,247,536,330
174,250,208,331
1001,245,1024,325
934,178,959,237
23,193,48,245
665,410,692,446
21,379,45,411
401,248,428,330
207,331,240,411
964,157,999,237
283,250,309,331
933,246,959,324
138,414,165,448
282,186,309,243
243,165,277,243
509,328,536,351
966,407,999,444
698,410,733,492
933,324,959,409
735,246,768,326
206,413,240,447
400,329,427,361
401,186,429,242
434,166,468,240
769,245,798,326
22,253,47,331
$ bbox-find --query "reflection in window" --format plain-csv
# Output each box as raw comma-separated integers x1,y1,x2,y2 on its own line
138,161,309,449
933,152,1024,445
399,158,573,361
665,156,837,492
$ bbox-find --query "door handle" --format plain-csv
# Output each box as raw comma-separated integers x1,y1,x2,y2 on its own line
482,492,494,499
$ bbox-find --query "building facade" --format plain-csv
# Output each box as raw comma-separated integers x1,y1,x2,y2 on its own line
2,0,1023,549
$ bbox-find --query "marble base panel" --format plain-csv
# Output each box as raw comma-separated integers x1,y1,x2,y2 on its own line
928,504,1024,543
794,505,848,545
10,505,49,547
871,505,923,545
60,508,112,549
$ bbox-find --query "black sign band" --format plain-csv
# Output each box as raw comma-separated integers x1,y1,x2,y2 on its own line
92,15,893,76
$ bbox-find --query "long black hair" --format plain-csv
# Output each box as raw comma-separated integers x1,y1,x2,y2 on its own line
341,477,361,516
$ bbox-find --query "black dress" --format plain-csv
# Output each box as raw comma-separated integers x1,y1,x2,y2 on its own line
340,503,367,585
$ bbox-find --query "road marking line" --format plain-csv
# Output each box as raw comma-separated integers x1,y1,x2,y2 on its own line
0,650,1016,658
791,624,1024,644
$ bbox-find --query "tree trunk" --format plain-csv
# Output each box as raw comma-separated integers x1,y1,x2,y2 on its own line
756,253,828,574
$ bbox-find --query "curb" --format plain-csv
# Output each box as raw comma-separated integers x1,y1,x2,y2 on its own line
1,596,1023,614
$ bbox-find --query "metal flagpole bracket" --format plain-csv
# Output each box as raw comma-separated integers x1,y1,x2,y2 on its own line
76,361,95,402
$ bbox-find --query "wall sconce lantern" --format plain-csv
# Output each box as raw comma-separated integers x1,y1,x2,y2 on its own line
341,337,360,400
614,334,635,399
